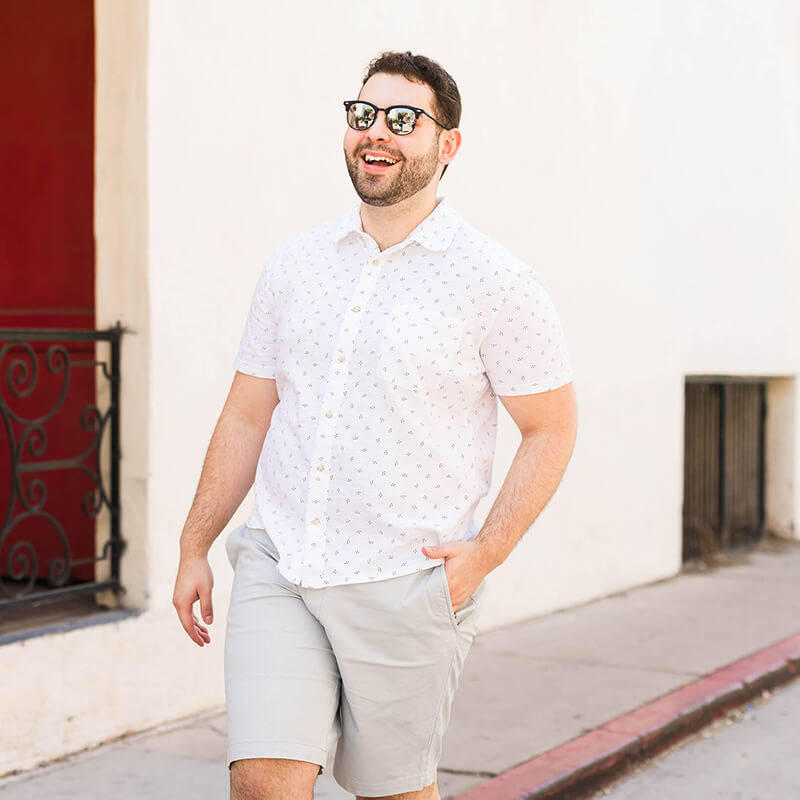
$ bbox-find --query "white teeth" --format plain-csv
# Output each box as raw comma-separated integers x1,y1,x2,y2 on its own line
364,154,397,165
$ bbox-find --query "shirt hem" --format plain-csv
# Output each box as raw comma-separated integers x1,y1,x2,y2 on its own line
278,558,446,589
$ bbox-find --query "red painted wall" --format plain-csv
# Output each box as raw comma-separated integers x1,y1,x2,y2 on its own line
1,1,97,586
1,0,95,329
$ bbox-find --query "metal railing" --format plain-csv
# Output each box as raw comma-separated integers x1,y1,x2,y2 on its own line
0,325,124,611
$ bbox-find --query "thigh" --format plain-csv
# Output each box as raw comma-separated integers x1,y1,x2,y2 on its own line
224,525,342,772
324,562,486,798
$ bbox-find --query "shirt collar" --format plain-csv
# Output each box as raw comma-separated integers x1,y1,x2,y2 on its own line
332,204,363,245
333,196,462,253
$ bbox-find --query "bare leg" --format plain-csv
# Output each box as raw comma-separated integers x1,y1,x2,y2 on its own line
230,757,321,800
356,778,441,800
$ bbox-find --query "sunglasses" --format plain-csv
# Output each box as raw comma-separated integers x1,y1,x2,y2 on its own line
343,100,449,136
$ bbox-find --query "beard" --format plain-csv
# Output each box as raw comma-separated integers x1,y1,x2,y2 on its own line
344,135,441,207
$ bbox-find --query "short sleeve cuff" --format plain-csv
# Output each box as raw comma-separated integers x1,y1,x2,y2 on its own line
233,356,276,380
490,368,574,397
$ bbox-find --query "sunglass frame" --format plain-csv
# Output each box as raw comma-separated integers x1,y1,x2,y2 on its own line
343,100,449,135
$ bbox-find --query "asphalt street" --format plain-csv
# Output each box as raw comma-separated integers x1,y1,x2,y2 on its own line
593,675,800,799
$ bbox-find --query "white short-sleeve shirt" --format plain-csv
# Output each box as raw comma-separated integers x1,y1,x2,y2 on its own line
234,196,573,587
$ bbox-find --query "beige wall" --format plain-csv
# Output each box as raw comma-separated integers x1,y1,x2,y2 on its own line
2,0,798,776
766,378,796,539
93,0,150,611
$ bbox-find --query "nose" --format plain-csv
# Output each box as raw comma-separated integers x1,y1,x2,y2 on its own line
367,109,392,141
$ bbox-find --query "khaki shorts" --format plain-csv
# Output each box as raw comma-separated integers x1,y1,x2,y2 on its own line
223,524,487,797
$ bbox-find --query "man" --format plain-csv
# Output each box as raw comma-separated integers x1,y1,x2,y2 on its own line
173,51,577,800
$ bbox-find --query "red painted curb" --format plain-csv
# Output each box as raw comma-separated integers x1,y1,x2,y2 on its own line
450,631,800,800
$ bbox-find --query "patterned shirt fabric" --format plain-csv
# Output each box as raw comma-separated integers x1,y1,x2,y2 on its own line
233,196,573,587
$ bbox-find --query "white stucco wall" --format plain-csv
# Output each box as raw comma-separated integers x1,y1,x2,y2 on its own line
2,0,798,776
145,0,800,634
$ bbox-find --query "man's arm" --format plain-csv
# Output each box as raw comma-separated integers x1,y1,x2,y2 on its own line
473,381,578,570
172,371,279,646
422,381,578,608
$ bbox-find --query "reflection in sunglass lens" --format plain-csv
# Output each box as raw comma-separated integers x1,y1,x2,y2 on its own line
347,102,375,130
386,107,417,134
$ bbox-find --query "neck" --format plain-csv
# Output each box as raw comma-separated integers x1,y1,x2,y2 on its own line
359,185,439,251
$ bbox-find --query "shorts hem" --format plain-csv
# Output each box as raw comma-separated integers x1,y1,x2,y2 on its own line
227,739,328,772
334,767,438,797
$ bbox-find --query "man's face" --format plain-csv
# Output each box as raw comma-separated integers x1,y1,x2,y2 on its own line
343,72,443,207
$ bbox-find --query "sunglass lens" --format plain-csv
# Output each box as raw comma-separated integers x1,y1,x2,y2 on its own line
386,107,416,135
347,102,374,130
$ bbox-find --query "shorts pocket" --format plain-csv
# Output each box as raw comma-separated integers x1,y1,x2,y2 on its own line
225,523,250,569
378,304,465,391
437,561,480,634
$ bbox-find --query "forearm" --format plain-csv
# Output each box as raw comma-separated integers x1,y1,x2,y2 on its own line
474,429,575,571
179,408,269,559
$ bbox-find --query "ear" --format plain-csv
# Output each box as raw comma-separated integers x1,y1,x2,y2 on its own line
438,127,462,169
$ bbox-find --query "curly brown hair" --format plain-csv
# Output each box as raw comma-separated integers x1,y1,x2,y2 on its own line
361,51,461,177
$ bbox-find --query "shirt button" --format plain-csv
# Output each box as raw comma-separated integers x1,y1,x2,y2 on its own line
316,464,325,472
325,410,333,418
351,305,360,312
337,353,346,362
371,259,379,266
311,518,321,525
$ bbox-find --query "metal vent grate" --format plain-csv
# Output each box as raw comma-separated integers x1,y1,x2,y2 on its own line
683,378,766,563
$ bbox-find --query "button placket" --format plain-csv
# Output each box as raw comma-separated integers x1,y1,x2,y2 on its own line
300,251,385,584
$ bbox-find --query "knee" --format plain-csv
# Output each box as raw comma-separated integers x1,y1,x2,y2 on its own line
230,757,319,799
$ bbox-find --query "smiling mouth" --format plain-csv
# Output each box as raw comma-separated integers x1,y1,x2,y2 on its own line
361,152,400,168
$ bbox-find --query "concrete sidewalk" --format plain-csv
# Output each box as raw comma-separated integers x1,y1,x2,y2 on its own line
2,536,799,799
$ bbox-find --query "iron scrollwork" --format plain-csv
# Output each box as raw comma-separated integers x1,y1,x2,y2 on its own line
0,325,124,611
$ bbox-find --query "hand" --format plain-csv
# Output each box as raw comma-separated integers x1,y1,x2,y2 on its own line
172,555,214,647
421,540,491,613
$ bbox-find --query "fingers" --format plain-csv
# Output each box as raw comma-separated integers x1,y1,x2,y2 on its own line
176,599,206,646
199,586,214,626
173,601,202,646
181,604,212,646
193,613,211,644
173,559,215,647
174,586,212,647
